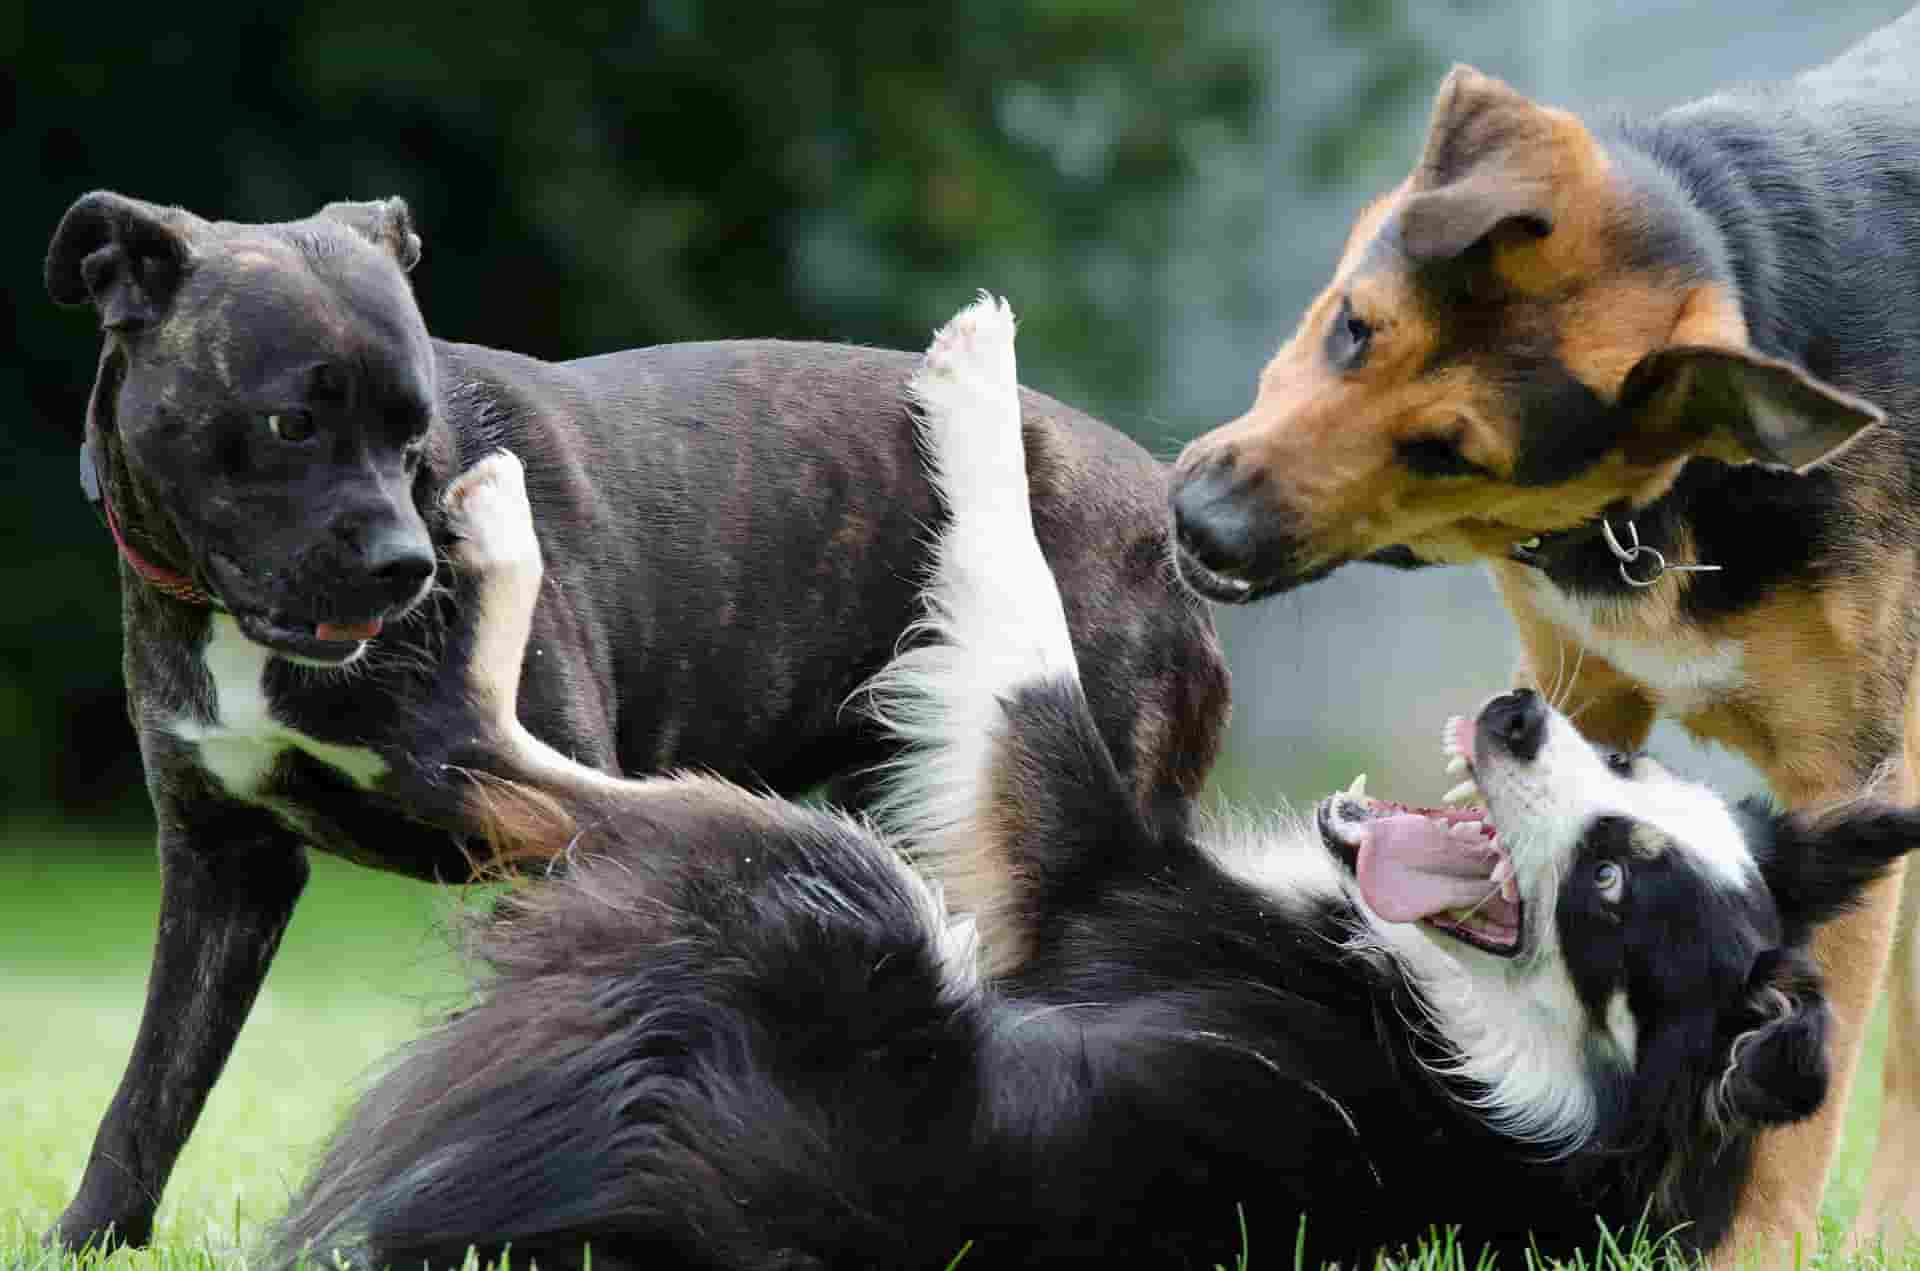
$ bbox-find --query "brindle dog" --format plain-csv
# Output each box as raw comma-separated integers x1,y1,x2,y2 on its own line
1169,10,1920,1260
41,191,1228,1250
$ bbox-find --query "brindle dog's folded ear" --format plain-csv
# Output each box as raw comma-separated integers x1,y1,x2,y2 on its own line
1617,344,1884,471
1719,948,1830,1127
46,191,202,333
319,197,423,273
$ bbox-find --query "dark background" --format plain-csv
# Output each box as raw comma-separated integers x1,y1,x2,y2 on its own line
10,2,1902,835
5,0,1449,827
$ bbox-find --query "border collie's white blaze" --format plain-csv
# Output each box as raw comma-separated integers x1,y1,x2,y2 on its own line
1306,687,1777,1151
276,298,1920,1271
874,296,1909,1228
868,294,1077,976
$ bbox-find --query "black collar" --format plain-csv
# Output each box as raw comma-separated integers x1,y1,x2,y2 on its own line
1508,501,1720,596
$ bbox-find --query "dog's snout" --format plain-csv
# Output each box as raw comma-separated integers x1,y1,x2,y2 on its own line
365,526,435,601
1171,456,1267,576
1480,689,1546,763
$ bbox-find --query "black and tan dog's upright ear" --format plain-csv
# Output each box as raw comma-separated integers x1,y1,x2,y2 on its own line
319,197,423,273
1719,947,1831,1127
1616,344,1884,472
45,191,204,333
1399,65,1557,264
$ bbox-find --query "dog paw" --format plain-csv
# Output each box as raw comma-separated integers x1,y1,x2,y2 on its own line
444,451,541,580
910,293,1026,505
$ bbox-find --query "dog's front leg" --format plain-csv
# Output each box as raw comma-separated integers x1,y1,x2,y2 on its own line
1852,676,1920,1248
55,796,308,1252
1718,756,1910,1266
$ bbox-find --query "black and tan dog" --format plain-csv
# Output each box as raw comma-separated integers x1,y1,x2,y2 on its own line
40,192,1227,1250
1168,10,1920,1258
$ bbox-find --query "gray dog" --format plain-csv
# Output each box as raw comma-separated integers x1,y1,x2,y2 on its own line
41,191,1228,1250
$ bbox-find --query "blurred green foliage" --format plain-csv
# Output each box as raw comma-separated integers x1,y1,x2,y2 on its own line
4,1,1445,827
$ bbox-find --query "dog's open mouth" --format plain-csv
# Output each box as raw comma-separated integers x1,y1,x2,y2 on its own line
1317,716,1522,957
234,610,386,664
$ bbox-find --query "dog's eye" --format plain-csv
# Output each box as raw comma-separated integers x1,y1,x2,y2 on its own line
1604,751,1636,777
1394,435,1481,478
1594,860,1626,903
266,411,316,443
1327,297,1373,371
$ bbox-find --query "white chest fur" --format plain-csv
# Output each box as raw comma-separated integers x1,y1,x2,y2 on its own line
170,615,388,798
1516,571,1746,717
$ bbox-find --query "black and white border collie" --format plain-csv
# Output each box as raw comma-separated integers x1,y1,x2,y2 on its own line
275,298,1920,1270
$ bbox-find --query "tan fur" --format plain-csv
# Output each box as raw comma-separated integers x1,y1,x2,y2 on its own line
1178,62,1920,1257
1179,81,1750,576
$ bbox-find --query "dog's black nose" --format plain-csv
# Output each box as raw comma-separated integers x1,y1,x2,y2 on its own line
366,528,435,601
1171,463,1264,577
1480,689,1546,763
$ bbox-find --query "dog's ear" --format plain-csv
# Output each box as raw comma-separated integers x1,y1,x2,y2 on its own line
1747,796,1920,933
1399,66,1558,264
319,197,422,272
1398,173,1553,264
1616,344,1883,471
1718,947,1829,1126
1762,800,1907,931
46,191,202,333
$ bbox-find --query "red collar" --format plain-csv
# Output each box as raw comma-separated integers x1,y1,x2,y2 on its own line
85,442,219,609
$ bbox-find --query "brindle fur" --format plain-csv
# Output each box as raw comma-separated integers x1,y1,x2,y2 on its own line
41,192,1228,1251
1169,10,1920,1258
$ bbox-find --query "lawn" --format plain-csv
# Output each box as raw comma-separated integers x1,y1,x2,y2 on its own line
0,819,1909,1269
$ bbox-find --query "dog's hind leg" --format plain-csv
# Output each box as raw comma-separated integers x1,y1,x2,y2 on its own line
863,295,1154,978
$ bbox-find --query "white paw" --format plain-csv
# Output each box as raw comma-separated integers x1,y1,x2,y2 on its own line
444,450,540,579
910,293,1026,504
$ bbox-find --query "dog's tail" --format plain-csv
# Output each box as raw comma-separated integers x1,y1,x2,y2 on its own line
269,780,983,1271
865,295,1155,978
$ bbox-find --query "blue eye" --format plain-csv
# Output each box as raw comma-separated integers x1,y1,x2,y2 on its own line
1594,860,1626,902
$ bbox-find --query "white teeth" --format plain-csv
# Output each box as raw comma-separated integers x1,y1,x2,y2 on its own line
1490,856,1519,902
1445,755,1469,777
1441,716,1464,757
1450,820,1484,841
1346,773,1369,799
1443,780,1480,806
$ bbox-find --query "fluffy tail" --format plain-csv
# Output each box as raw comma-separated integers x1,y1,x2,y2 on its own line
270,782,981,1271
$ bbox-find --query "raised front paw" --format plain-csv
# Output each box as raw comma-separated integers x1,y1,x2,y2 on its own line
444,450,542,583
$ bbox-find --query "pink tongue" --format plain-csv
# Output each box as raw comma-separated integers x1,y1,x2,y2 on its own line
316,617,383,642
1356,814,1503,923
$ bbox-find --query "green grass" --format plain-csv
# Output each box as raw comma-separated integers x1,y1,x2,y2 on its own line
0,821,1910,1269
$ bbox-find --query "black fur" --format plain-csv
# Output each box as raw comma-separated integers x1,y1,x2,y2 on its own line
1508,17,1920,616
42,193,1228,1250
273,676,1917,1269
